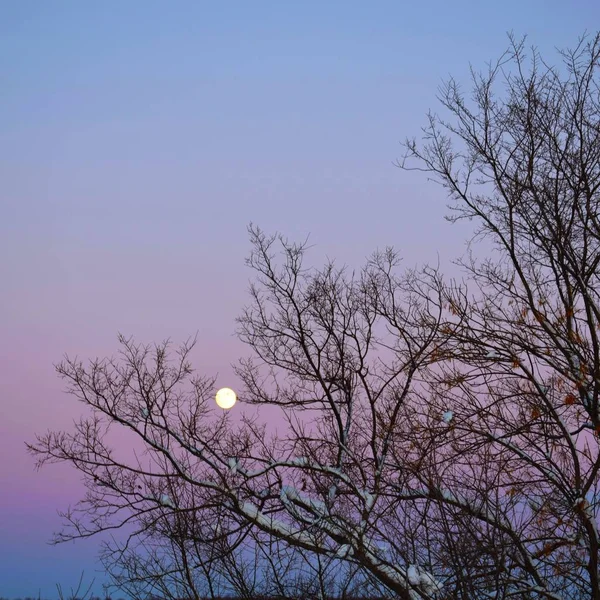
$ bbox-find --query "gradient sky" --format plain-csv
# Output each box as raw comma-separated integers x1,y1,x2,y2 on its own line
1,1,598,596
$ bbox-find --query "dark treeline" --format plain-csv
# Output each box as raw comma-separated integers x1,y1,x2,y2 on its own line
1,597,392,600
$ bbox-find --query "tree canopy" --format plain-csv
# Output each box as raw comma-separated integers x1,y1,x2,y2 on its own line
30,34,600,600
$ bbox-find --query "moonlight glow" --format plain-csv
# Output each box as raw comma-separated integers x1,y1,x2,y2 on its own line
215,387,237,410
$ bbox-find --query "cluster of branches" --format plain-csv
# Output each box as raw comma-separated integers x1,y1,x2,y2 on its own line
29,34,600,600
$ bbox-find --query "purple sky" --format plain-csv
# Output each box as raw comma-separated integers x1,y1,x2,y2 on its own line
1,1,598,596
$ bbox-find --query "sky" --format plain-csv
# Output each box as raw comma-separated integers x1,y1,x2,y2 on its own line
1,1,598,596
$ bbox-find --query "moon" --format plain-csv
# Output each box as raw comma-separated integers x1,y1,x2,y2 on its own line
215,387,237,410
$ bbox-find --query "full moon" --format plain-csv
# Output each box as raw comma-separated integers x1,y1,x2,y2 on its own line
215,387,237,410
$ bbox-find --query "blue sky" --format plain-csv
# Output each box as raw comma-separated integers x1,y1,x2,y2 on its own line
1,1,598,596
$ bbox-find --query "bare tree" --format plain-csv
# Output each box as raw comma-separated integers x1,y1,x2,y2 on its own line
29,33,600,599
56,572,95,600
29,230,446,600
400,32,600,598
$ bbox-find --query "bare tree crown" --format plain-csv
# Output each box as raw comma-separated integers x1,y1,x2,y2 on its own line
30,34,600,600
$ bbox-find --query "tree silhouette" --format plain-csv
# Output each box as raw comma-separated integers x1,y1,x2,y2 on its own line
30,33,600,599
